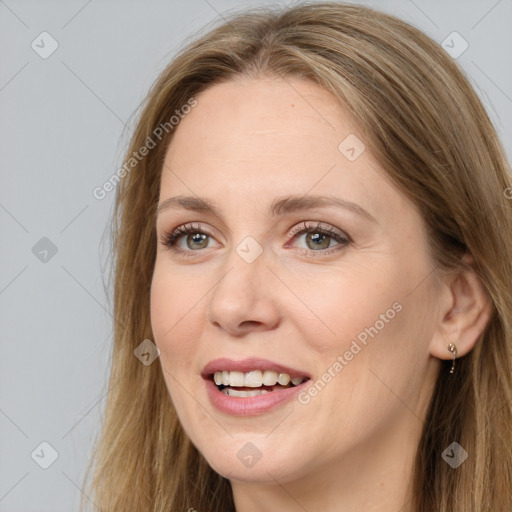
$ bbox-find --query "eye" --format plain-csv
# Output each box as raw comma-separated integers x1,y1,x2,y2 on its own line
285,221,350,256
159,223,216,255
159,221,351,257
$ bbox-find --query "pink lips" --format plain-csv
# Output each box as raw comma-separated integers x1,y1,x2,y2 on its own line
201,357,311,416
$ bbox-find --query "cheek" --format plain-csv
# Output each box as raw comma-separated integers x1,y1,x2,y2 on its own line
301,269,435,426
149,265,203,425
287,253,429,408
285,259,400,355
149,263,201,365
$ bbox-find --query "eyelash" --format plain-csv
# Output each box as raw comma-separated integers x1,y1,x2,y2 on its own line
159,221,351,258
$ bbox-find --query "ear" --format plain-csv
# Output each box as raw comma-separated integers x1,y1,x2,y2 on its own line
430,253,493,361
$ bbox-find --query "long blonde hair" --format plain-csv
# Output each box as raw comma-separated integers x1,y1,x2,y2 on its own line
81,2,512,510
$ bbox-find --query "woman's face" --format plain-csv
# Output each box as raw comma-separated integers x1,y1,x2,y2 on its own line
150,77,443,487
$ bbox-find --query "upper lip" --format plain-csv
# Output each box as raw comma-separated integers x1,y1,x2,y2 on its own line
201,357,311,380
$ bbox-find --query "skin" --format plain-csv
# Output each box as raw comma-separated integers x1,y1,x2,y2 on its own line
150,76,491,512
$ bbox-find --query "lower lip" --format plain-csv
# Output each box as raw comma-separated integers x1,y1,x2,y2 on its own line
204,378,308,416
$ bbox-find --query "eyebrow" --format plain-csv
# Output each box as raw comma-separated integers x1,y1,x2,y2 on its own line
156,194,377,223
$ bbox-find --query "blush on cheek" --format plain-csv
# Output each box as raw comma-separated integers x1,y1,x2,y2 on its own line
150,280,186,340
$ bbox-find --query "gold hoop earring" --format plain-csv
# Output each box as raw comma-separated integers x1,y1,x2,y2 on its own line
448,343,457,374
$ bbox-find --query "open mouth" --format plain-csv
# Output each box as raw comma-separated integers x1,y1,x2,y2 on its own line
211,370,310,397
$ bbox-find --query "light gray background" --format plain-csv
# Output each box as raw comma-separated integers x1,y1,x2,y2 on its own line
0,0,510,510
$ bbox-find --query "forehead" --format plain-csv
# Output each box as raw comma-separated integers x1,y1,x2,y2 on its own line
165,77,350,165
158,77,412,227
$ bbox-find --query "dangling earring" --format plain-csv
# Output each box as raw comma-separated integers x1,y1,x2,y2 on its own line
448,343,457,374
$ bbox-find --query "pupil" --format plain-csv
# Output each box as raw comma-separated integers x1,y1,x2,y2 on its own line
307,233,329,250
187,233,208,249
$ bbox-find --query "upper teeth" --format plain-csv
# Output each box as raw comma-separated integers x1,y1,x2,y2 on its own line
213,370,305,387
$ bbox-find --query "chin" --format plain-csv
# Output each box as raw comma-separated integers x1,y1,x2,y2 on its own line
193,433,311,485
206,454,297,484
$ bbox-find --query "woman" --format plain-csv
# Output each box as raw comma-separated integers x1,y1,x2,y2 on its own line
82,2,512,511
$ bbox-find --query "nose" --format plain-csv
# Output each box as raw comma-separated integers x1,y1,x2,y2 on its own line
207,243,282,337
